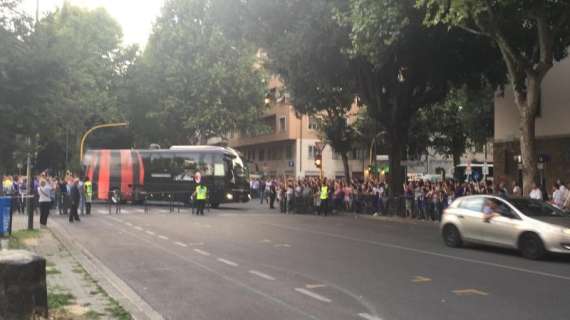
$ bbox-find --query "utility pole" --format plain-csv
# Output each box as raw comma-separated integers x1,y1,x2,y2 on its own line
26,136,33,230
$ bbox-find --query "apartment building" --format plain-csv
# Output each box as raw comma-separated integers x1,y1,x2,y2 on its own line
225,78,366,179
494,55,570,189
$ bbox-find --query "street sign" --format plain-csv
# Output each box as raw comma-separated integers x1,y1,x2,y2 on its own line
376,155,389,161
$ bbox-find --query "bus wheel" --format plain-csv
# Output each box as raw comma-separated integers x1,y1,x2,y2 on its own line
210,203,220,209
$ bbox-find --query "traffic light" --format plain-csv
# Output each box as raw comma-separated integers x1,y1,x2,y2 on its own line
314,154,322,168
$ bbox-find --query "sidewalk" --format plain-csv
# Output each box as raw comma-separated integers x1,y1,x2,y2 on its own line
8,213,132,320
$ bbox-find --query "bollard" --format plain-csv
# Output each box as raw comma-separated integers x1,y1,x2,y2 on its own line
0,250,48,319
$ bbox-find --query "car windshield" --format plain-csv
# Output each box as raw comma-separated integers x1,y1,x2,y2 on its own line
509,199,570,217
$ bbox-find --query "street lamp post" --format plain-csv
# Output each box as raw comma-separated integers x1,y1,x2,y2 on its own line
79,122,129,163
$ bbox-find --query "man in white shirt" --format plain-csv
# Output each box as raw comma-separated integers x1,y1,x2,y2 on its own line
553,183,564,207
529,182,542,200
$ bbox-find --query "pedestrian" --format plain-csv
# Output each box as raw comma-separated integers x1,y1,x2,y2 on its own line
529,182,543,200
512,181,522,197
269,180,276,209
69,179,81,223
84,177,93,215
259,179,266,204
318,179,329,216
38,179,52,227
193,172,207,215
79,177,86,215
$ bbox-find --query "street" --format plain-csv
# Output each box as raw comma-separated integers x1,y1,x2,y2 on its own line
47,202,570,320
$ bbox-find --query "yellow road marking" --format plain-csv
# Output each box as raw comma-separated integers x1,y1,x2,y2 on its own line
453,289,489,296
412,276,432,283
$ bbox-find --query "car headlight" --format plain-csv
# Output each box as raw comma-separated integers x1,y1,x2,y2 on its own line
226,193,234,200
563,228,570,236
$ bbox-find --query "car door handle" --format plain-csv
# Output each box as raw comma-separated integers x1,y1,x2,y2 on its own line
457,214,464,219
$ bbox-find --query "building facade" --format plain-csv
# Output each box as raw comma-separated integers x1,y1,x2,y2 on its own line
226,101,366,179
494,55,570,190
224,77,366,179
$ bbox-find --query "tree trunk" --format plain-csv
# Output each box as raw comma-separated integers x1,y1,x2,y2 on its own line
519,107,538,196
452,152,461,180
341,152,350,185
388,132,405,197
513,75,540,196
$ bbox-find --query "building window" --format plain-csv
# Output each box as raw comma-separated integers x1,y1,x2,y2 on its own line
308,117,319,130
308,145,315,159
259,149,265,161
286,144,293,160
279,116,287,132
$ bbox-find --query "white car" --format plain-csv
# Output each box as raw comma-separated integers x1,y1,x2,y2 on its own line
441,195,570,259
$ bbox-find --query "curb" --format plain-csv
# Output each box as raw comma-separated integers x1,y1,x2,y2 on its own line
49,219,164,320
355,213,440,226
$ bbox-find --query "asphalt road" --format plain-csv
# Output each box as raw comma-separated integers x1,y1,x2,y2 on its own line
49,202,570,320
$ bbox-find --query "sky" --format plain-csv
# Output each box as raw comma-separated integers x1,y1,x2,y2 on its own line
20,0,164,46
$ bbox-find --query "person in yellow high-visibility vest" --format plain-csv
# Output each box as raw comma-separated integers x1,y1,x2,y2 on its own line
193,172,207,215
318,178,329,216
84,177,93,215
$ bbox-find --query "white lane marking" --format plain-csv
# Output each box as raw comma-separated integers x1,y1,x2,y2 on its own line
174,241,187,248
194,249,211,256
97,209,106,214
188,242,204,246
135,208,145,213
145,230,156,236
217,258,238,267
263,223,570,282
305,284,326,289
121,210,130,214
98,222,319,319
159,209,169,213
134,226,143,231
274,244,291,248
294,288,331,303
249,270,275,281
125,222,133,227
358,313,383,320
158,235,169,240
260,239,272,243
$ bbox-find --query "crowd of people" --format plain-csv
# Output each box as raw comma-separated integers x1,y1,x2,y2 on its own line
250,176,570,220
1,172,93,226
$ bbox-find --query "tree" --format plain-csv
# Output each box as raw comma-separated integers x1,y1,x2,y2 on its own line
134,0,266,146
421,85,494,169
419,0,570,194
342,0,501,195
243,0,359,183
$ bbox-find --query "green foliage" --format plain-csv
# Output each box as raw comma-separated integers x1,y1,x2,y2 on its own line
244,0,359,181
130,0,266,146
48,291,75,309
0,2,130,173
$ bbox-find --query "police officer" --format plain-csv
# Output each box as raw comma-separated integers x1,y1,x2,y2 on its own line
193,172,208,215
84,177,93,215
318,178,329,216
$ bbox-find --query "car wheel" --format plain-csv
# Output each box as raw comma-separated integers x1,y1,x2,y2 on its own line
519,233,545,260
442,224,463,248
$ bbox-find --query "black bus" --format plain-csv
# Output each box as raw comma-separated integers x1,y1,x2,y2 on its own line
83,146,250,207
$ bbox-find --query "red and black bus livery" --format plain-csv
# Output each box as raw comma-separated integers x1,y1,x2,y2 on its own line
83,146,250,207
